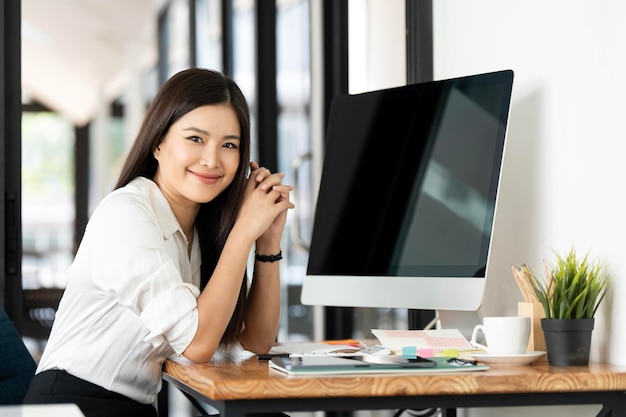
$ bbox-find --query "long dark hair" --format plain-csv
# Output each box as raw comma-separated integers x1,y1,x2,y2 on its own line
115,68,251,346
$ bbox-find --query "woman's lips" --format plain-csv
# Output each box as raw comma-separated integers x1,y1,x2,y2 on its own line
191,171,221,184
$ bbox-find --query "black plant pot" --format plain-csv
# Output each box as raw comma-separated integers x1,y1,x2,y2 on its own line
541,318,594,366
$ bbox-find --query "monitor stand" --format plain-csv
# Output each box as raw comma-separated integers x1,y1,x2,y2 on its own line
436,310,483,340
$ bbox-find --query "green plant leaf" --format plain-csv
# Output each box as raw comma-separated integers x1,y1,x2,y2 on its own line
522,247,610,320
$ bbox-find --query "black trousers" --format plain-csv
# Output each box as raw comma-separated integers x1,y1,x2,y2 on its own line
23,370,157,417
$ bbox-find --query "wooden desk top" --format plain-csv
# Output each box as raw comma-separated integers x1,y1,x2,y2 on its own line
163,356,626,401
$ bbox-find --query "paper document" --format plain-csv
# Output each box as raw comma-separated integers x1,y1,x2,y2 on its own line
269,342,364,357
372,328,474,353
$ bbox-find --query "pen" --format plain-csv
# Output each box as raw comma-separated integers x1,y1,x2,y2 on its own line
323,339,364,347
258,353,291,360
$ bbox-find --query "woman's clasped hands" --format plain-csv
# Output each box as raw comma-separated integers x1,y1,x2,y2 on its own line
238,161,294,244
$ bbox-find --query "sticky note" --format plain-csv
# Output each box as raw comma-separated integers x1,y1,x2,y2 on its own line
443,348,459,357
401,346,417,358
418,348,434,357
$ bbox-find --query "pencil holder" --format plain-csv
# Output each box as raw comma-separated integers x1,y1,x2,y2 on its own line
518,302,546,353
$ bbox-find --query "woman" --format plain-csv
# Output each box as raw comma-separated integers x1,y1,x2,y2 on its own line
24,68,294,416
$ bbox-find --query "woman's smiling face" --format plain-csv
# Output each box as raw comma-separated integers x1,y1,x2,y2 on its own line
153,104,241,211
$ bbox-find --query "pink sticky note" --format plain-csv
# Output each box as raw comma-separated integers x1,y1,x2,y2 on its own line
418,348,434,357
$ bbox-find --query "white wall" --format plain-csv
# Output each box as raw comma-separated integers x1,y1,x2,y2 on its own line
434,1,626,416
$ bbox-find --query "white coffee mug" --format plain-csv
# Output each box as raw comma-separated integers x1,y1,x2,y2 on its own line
470,316,531,355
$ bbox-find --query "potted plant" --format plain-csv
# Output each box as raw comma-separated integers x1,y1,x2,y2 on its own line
522,247,610,366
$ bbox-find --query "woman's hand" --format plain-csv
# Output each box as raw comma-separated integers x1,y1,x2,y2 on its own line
235,161,294,248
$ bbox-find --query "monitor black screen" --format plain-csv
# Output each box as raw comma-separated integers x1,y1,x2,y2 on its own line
303,70,514,311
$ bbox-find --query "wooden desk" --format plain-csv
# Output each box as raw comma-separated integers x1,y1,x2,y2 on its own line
163,357,626,417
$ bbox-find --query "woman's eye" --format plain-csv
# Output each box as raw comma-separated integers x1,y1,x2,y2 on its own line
188,136,203,143
223,142,238,150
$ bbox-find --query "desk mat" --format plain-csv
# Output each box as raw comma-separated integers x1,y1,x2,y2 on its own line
269,356,489,375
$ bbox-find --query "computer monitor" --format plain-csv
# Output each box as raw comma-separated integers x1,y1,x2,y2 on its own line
301,70,514,322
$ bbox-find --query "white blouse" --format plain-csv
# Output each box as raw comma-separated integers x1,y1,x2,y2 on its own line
36,177,202,404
